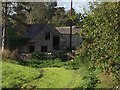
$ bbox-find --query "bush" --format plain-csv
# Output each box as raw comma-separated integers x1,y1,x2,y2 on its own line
31,52,46,60
76,2,119,88
82,72,100,88
2,49,11,59
54,53,68,61
2,49,20,60
10,49,19,60
65,59,81,70
19,58,65,68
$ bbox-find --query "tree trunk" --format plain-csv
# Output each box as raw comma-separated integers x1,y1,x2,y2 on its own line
2,2,7,52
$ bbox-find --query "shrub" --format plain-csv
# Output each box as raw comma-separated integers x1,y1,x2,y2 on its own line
77,2,119,75
76,2,119,88
83,73,100,88
31,52,46,60
54,53,68,61
18,58,65,68
2,49,21,60
65,59,82,70
10,49,19,60
2,49,11,59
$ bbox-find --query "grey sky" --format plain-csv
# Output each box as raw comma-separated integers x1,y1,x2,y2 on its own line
57,0,92,13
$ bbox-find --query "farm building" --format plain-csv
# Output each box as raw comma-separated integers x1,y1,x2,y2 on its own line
19,24,82,53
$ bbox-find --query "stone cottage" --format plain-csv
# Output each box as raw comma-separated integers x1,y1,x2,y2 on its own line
56,26,82,50
19,24,82,53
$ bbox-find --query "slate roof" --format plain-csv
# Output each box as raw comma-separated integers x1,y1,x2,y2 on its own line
24,24,46,38
55,26,80,35
22,24,80,39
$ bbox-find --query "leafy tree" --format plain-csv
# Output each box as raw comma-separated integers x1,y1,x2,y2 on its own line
51,7,68,26
76,2,120,87
45,2,57,22
26,2,57,24
66,8,84,27
2,2,29,50
25,2,47,24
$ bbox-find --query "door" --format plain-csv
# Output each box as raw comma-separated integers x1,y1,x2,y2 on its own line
29,42,35,53
53,36,60,50
29,45,35,53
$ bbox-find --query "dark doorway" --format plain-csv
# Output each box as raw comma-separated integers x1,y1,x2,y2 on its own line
29,42,35,53
53,36,60,50
29,45,35,53
41,46,47,52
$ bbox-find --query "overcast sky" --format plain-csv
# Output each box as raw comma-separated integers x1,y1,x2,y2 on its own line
57,0,92,13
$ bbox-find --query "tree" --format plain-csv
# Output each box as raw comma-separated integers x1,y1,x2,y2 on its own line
2,2,29,50
66,8,84,27
51,7,68,26
25,2,47,24
76,2,120,87
26,2,57,24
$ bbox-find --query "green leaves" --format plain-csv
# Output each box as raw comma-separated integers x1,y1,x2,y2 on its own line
77,2,120,84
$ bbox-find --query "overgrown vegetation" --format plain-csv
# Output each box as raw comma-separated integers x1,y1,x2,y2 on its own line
2,1,120,89
2,61,43,88
76,2,120,88
3,60,115,88
2,61,84,88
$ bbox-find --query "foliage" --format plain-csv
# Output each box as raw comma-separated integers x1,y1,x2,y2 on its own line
19,58,65,68
31,52,46,60
2,49,20,60
2,2,30,50
76,2,120,87
51,7,68,26
66,8,83,27
26,2,57,24
2,61,43,88
83,73,100,88
2,2,29,26
26,2,47,24
3,59,117,88
2,49,11,59
65,59,81,70
2,61,85,88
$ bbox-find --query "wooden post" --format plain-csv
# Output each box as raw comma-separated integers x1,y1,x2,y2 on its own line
69,0,72,52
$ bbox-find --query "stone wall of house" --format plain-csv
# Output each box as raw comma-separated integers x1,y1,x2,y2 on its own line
28,25,65,53
63,34,82,49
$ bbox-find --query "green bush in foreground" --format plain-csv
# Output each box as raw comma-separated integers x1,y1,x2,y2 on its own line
76,2,120,87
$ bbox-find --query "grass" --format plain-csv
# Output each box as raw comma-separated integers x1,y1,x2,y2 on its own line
2,61,85,88
2,61,42,88
96,72,115,88
25,68,83,88
2,60,116,88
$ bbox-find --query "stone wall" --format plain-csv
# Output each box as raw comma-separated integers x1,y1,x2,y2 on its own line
63,34,82,49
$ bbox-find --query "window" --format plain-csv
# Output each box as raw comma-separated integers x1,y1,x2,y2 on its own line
41,46,47,52
45,32,50,40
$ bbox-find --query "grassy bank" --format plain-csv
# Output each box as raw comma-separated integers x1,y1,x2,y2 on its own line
2,60,116,88
2,61,85,88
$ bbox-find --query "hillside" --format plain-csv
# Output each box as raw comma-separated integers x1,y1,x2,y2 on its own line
2,61,115,88
2,61,85,88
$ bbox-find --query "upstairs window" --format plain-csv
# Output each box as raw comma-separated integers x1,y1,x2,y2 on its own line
45,32,50,40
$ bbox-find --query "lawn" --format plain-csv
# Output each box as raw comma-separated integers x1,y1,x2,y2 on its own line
2,61,85,88
2,60,115,88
